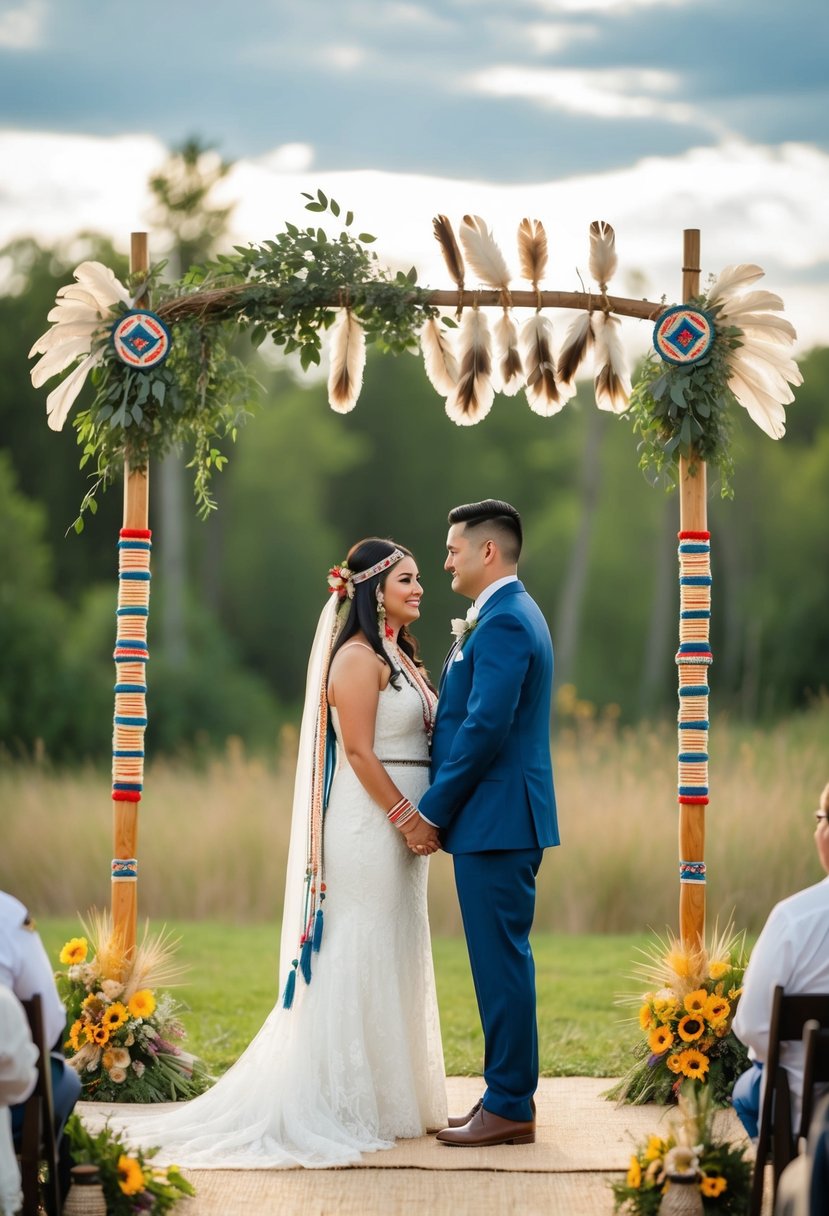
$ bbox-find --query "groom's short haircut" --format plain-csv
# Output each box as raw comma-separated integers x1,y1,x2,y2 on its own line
448,499,523,563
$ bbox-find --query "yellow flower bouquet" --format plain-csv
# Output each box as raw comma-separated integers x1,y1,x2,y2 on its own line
611,1082,751,1215
56,912,209,1102
610,924,749,1106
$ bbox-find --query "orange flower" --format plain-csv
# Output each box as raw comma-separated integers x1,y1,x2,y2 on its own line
704,994,731,1025
700,1174,727,1197
639,1004,655,1030
666,1053,684,1074
684,989,708,1015
648,1025,675,1054
91,1024,110,1046
679,1048,709,1079
678,1015,705,1042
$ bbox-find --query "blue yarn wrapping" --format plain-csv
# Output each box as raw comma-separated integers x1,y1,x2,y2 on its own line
299,936,313,983
679,785,709,796
678,719,709,730
678,753,709,763
117,607,149,616
678,685,709,697
678,543,710,553
312,907,324,952
282,967,297,1009
114,715,148,726
681,610,711,619
679,575,712,586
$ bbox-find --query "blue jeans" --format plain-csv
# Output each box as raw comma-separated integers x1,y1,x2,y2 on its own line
732,1060,763,1139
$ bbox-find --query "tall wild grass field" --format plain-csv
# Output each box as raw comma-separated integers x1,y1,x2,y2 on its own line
3,703,827,936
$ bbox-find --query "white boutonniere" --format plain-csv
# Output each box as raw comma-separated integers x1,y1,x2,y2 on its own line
450,603,479,643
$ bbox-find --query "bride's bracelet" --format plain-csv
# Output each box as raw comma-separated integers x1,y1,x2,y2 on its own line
387,795,419,829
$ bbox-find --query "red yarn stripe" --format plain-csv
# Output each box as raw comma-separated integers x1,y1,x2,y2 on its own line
677,530,711,540
112,790,142,803
678,795,709,805
120,528,153,539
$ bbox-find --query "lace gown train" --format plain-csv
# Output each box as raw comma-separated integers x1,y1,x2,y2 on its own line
112,676,446,1168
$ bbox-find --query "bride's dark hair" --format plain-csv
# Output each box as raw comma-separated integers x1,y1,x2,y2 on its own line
330,537,431,687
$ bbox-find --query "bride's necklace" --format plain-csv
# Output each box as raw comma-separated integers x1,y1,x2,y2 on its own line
383,636,436,741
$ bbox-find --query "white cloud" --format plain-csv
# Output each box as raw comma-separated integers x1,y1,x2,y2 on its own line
256,143,315,174
0,0,46,49
317,44,368,71
462,64,729,136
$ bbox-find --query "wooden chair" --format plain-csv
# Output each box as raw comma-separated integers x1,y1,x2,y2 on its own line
18,994,62,1216
799,1020,829,1144
749,986,829,1216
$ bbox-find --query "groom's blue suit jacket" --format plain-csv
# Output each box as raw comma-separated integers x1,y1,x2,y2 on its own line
419,580,558,854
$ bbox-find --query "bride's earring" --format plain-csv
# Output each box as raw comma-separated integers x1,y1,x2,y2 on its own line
376,589,387,639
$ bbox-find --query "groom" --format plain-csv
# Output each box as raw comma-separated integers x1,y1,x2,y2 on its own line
410,499,558,1146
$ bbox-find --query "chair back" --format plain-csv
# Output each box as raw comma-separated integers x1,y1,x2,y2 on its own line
19,994,62,1216
800,1020,829,1141
749,986,829,1216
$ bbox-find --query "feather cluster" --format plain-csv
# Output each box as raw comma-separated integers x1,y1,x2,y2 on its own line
327,309,366,413
432,215,465,293
445,308,494,426
708,263,801,440
459,214,511,302
29,261,130,431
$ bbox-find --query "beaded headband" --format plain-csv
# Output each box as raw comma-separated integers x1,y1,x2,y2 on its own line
327,548,405,601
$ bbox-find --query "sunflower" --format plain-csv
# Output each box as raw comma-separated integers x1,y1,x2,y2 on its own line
117,1155,145,1196
648,1025,675,1054
627,1155,642,1188
708,960,729,980
667,1054,684,1074
678,1015,705,1042
91,1024,110,1046
128,989,156,1019
644,1135,667,1163
67,1020,85,1052
700,1175,727,1197
639,1003,655,1030
682,989,707,1014
59,937,88,965
704,994,731,1025
679,1048,710,1079
103,1002,129,1031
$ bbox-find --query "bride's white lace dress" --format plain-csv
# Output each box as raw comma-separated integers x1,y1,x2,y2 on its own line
114,674,446,1168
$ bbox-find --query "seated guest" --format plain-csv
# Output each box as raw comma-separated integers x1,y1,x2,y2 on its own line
732,782,829,1139
0,891,81,1197
773,1093,829,1216
0,987,38,1216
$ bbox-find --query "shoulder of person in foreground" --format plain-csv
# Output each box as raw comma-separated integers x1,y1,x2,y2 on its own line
0,985,39,1105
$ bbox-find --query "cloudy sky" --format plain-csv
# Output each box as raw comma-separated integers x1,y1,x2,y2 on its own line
2,0,827,347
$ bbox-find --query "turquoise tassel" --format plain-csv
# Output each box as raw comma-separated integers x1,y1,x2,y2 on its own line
282,964,297,1009
299,936,313,983
312,907,324,952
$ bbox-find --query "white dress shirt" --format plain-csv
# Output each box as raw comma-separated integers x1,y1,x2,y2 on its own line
0,892,67,1051
0,986,38,1216
733,874,829,1123
474,573,519,611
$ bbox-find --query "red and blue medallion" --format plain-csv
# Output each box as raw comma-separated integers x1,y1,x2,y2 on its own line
111,310,172,370
653,305,714,366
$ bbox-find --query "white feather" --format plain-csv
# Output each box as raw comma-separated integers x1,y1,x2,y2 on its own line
420,318,459,396
29,319,102,357
445,309,494,426
46,352,101,431
520,314,565,416
735,337,802,389
718,289,785,319
556,311,594,391
46,300,101,324
728,368,787,439
327,310,365,414
31,336,95,387
592,312,631,413
707,263,765,304
588,221,617,290
73,260,131,307
493,312,524,396
459,215,511,292
55,284,109,311
735,314,797,345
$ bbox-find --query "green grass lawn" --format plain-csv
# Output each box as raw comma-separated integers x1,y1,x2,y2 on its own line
38,918,646,1078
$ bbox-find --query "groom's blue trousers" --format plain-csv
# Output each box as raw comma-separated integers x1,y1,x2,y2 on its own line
453,847,543,1124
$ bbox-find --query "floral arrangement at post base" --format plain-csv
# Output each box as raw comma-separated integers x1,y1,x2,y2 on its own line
56,912,209,1102
609,924,749,1107
66,1114,194,1215
610,1081,752,1215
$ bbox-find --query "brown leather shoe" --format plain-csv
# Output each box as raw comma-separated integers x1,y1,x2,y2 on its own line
446,1097,483,1128
436,1106,535,1147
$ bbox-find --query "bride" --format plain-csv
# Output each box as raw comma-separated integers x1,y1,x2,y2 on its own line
114,539,447,1167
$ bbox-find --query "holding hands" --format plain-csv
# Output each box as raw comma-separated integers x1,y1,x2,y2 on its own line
387,796,441,855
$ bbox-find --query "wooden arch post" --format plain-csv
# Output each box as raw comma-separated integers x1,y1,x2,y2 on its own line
111,231,151,953
677,228,706,950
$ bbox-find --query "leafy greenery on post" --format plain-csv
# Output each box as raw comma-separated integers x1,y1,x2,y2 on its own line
628,300,741,497
69,191,436,526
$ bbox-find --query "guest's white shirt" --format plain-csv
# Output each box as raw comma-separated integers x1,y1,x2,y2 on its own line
0,986,38,1216
733,874,829,1121
0,892,67,1051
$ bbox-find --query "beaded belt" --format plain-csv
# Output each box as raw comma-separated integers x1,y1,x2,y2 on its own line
379,759,430,767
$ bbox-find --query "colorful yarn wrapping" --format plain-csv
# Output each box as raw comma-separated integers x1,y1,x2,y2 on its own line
112,530,151,806
111,858,138,882
676,529,710,880
679,860,706,884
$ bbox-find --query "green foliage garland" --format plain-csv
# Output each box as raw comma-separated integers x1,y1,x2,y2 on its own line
628,297,742,498
71,191,436,527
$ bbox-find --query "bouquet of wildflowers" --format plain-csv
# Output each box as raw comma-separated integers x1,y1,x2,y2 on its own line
66,1114,195,1214
610,924,749,1106
56,912,209,1102
611,1082,751,1215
